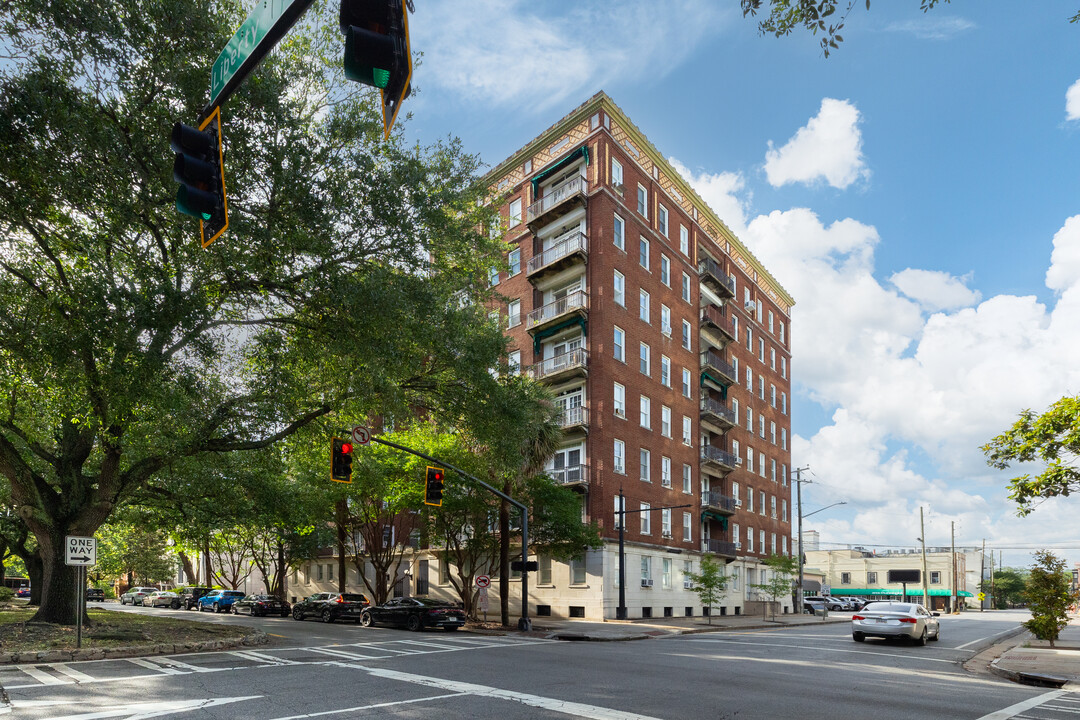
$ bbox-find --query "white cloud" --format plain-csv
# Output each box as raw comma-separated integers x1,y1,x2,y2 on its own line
408,0,725,111
1068,79,1080,121
890,269,982,311
763,98,870,190
668,158,749,235
1045,215,1080,291
884,16,975,40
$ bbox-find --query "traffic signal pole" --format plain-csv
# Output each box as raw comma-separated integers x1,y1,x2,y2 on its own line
368,435,534,631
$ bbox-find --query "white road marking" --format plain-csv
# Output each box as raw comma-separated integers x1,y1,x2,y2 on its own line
395,639,468,651
228,650,298,665
125,658,183,674
266,693,465,720
16,666,69,685
151,657,221,673
39,696,260,720
975,690,1068,720
954,626,1025,650
304,647,387,661
685,637,958,664
51,664,95,683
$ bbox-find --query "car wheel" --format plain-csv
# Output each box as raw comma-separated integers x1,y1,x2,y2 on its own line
360,612,374,628
852,632,865,642
213,602,220,613
406,614,422,632
120,597,126,605
292,608,304,621
321,609,333,623
171,600,180,610
930,627,940,642
916,628,928,646
231,605,239,615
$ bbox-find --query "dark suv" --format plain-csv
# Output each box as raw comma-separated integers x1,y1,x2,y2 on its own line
85,588,106,601
175,586,212,610
292,592,369,623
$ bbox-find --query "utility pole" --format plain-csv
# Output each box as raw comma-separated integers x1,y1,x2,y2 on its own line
950,521,957,613
990,549,996,610
919,507,930,609
793,466,811,605
981,538,986,612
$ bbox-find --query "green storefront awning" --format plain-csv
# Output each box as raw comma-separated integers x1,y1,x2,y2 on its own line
532,316,587,354
839,588,974,597
531,146,590,195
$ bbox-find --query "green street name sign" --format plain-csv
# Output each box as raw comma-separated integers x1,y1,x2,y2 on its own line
208,0,314,111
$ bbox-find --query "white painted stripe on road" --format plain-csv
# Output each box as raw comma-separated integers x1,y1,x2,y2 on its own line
305,647,388,661
955,626,1025,650
125,658,182,674
51,664,95,683
38,695,261,720
229,650,298,665
152,656,221,673
16,665,70,685
685,637,958,664
266,693,465,720
975,690,1068,720
1040,705,1080,715
395,639,468,651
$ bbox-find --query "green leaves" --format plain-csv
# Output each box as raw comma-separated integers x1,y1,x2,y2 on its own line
1022,550,1078,647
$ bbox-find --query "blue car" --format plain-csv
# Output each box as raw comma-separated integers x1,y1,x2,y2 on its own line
196,590,246,613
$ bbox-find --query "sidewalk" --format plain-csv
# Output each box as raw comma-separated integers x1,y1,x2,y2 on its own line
985,620,1080,688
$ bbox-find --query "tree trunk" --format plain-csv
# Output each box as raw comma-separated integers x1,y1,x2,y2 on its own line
276,539,286,600
499,493,510,627
178,551,198,585
335,499,347,594
26,552,42,606
203,536,213,586
29,531,88,624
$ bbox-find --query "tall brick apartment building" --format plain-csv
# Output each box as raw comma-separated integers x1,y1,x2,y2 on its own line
479,92,795,620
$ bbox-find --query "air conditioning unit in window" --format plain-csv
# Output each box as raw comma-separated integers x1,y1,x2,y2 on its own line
614,463,625,474
683,580,695,589
735,499,743,507
641,578,653,588
662,531,673,539
614,409,626,419
613,183,625,195
744,301,757,312
734,542,742,550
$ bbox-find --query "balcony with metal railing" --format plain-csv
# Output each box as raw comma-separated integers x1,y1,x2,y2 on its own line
701,491,737,515
527,290,588,334
527,175,587,230
560,405,589,433
527,348,588,384
700,396,736,432
700,444,738,474
703,538,738,558
699,255,735,298
701,350,737,387
526,231,588,279
549,463,589,489
699,304,736,346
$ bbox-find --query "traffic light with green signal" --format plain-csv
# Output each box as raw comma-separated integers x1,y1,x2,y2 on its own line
171,107,228,247
339,0,412,138
331,437,354,483
424,466,444,506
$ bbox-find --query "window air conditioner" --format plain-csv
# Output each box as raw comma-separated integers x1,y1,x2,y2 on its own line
614,408,626,419
641,578,653,588
735,499,743,507
662,532,673,539
734,542,742,550
744,301,757,311
684,580,695,589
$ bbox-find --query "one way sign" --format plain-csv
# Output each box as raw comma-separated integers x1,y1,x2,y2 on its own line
65,536,97,566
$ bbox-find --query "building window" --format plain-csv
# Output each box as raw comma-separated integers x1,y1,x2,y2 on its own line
770,422,776,445
640,503,651,534
613,382,626,417
489,267,500,286
508,350,521,376
640,395,651,429
681,273,691,303
759,338,765,363
658,205,668,236
841,572,851,585
507,299,520,328
662,509,672,539
781,429,787,450
782,536,788,554
771,385,777,408
539,556,552,585
746,526,754,553
680,225,689,256
614,439,626,474
614,213,625,251
782,464,787,487
641,555,652,583
661,305,672,336
637,184,648,217
782,392,787,415
682,416,692,445
661,456,672,487
746,367,752,390
771,533,777,554
759,490,766,514
782,499,787,522
660,255,670,286
867,571,878,584
640,236,650,270
509,198,522,226
640,342,650,376
611,158,623,190
661,405,672,437
681,368,691,398
746,484,753,512
614,270,625,306
781,357,787,380
317,564,324,581
746,407,753,431
758,375,765,400
760,529,766,552
931,571,941,584
683,464,692,494
770,347,776,371
639,289,650,323
614,496,625,529
770,495,777,518
779,321,786,344
660,355,671,387
570,555,587,585
746,326,752,351
508,248,521,276
640,448,651,482
759,453,766,478
759,415,766,439
682,320,691,350
683,512,692,541
771,458,777,481
614,326,625,362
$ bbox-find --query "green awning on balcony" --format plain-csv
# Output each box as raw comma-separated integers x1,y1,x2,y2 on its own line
702,511,728,529
700,371,730,390
532,316,587,354
531,146,590,195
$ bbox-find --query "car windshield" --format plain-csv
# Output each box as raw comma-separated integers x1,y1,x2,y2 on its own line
864,603,914,613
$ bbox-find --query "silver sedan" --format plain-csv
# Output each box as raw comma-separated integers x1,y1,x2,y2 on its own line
144,591,178,608
852,601,940,645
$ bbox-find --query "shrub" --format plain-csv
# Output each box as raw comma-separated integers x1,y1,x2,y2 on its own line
0,587,14,601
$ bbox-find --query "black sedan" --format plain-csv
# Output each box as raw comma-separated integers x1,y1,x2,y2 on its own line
360,597,466,632
231,594,291,617
86,588,106,601
291,592,369,623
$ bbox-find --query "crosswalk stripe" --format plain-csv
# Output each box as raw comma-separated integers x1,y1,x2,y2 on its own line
16,665,69,685
395,639,471,651
229,650,298,665
305,647,388,661
152,657,219,673
126,658,183,674
51,664,95,682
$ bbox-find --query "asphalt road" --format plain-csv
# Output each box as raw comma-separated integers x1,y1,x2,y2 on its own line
3,607,1072,720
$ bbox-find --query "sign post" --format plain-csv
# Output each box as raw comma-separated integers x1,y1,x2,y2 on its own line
476,575,490,623
65,536,97,648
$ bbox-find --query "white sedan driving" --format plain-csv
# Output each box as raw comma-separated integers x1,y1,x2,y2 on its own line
852,601,940,645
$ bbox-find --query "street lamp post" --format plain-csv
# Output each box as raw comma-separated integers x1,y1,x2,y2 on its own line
793,464,845,610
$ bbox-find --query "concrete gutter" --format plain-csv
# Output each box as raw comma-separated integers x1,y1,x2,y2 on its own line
0,628,268,665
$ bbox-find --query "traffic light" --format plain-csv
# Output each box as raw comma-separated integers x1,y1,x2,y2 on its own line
339,0,412,139
424,466,444,507
171,106,228,247
331,437,354,483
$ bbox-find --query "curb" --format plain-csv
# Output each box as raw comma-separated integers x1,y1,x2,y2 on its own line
0,628,268,665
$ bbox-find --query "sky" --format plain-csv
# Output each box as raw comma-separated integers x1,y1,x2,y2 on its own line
397,1,1080,570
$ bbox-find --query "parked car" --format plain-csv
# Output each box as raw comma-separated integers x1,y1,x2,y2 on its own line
852,601,940,645
839,596,867,610
15,587,30,598
85,588,106,601
120,587,158,605
145,591,178,608
292,592,370,623
360,597,467,632
803,599,825,614
232,594,291,617
196,590,246,613
805,595,847,611
175,586,212,610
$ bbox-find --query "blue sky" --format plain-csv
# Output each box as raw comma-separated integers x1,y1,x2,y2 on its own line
399,1,1080,569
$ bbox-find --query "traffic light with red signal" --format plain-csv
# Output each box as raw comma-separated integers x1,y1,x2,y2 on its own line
424,466,444,506
339,0,412,138
331,437,354,483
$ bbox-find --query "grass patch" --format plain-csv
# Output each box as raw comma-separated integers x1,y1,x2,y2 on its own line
0,603,256,654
